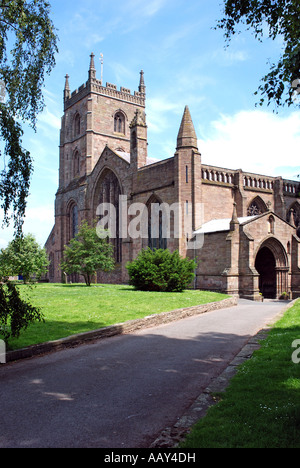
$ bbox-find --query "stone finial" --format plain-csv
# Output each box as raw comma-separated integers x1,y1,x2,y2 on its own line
230,202,239,231
177,106,198,150
89,52,96,80
139,70,146,95
130,108,147,128
64,74,71,102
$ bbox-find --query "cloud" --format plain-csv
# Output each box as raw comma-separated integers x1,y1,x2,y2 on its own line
199,110,300,180
125,0,167,17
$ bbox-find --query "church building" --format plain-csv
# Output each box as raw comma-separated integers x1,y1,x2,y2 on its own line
45,53,300,300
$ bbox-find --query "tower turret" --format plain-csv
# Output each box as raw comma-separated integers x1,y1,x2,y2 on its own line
63,74,71,107
139,70,146,96
88,52,96,80
130,108,148,169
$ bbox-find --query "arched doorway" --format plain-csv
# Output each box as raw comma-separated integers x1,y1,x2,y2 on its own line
255,247,276,298
255,238,289,299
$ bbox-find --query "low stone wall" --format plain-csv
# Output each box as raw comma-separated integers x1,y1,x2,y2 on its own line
5,296,237,363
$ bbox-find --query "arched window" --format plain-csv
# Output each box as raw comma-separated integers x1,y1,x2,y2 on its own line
114,111,125,134
96,169,122,263
146,195,168,251
69,204,78,240
247,196,268,216
74,113,81,136
268,215,275,234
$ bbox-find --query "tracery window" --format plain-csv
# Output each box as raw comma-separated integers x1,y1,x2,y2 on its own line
247,202,262,216
247,197,268,217
97,170,122,262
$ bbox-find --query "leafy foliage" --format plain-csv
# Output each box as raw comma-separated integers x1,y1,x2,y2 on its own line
126,248,197,292
0,233,49,283
0,0,58,233
61,221,115,286
217,0,300,109
0,281,44,342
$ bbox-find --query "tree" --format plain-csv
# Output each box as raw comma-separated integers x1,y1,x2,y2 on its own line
0,0,58,234
61,221,115,286
217,0,300,109
0,281,44,343
126,248,197,292
0,233,49,283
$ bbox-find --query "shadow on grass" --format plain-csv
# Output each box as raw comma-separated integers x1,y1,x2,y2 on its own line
4,319,110,351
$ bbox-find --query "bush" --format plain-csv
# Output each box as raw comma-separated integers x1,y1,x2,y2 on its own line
0,282,44,342
126,248,197,292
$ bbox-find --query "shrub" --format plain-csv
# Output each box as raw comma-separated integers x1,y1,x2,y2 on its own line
126,248,197,292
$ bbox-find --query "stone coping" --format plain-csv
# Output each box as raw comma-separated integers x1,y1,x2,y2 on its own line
5,296,237,364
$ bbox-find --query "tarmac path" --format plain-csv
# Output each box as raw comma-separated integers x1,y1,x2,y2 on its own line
0,299,287,448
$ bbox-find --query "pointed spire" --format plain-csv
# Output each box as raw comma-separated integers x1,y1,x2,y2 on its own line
230,202,239,231
177,106,198,150
139,70,146,95
64,74,71,103
89,52,96,80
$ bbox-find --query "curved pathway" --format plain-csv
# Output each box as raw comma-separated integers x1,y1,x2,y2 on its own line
0,299,287,448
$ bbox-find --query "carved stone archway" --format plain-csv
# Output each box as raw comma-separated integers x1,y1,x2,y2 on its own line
255,237,289,298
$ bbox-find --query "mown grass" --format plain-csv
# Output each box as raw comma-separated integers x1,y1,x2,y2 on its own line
4,283,226,351
180,299,300,448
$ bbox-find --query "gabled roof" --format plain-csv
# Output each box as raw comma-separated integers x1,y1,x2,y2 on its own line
193,216,257,235
114,149,159,166
194,210,297,235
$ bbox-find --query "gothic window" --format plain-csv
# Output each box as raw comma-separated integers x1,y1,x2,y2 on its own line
186,166,189,183
114,111,125,134
69,204,78,240
147,195,167,251
74,113,81,136
97,169,122,263
247,197,268,217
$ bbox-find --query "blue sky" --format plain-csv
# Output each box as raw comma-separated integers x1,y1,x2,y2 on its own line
1,0,300,248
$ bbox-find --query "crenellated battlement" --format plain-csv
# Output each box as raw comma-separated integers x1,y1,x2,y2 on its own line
64,53,146,110
64,77,145,110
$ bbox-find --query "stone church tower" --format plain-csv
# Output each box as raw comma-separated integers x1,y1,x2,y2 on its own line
46,53,300,300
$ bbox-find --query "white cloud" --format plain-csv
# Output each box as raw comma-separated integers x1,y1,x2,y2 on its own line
199,110,300,180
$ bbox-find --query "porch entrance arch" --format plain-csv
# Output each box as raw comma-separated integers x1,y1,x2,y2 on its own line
255,238,289,299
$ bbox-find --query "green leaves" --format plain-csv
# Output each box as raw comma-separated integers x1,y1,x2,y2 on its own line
217,0,300,109
0,0,58,232
0,281,44,342
0,233,49,283
126,248,197,292
61,221,115,286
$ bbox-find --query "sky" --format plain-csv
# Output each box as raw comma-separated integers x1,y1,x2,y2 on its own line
0,0,300,248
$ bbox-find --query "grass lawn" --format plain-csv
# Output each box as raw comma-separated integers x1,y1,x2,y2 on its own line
4,283,227,351
180,299,300,448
